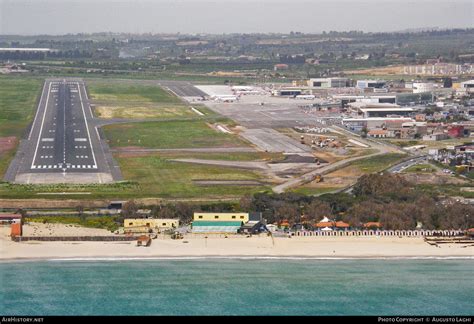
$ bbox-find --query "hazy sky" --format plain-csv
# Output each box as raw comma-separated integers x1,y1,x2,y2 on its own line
0,0,473,35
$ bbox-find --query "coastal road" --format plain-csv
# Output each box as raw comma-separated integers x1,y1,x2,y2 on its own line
387,155,428,173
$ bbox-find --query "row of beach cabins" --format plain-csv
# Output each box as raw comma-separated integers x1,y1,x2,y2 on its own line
293,229,465,237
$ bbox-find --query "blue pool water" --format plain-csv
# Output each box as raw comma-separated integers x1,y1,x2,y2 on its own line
0,259,473,315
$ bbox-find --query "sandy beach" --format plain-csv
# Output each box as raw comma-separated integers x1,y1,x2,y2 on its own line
1,223,473,261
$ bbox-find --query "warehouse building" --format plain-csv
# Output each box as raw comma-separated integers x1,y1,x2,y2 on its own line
272,88,302,96
356,80,387,90
334,95,397,107
308,78,349,88
342,117,414,132
359,107,414,118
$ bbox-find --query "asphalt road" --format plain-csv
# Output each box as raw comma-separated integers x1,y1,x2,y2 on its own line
30,80,98,171
387,155,428,173
158,81,207,97
6,78,118,184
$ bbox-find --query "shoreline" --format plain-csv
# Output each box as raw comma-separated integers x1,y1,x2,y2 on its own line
1,255,474,263
2,224,473,262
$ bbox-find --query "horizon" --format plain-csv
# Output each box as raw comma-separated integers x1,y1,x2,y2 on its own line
1,27,473,38
1,0,473,36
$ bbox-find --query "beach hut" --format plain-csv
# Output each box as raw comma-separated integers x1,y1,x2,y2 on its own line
363,222,382,230
466,228,474,238
314,217,334,230
335,221,350,230
137,235,152,247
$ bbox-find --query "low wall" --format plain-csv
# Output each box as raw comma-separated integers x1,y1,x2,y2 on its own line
12,236,139,242
293,230,465,237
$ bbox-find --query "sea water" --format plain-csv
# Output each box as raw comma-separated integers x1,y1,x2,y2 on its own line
0,259,473,315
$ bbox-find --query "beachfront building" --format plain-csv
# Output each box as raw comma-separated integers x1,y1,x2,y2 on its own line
193,212,249,222
363,222,383,230
124,218,179,233
191,221,244,233
191,212,249,234
314,217,350,231
0,213,22,225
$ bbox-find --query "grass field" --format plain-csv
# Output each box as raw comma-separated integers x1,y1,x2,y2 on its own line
404,164,437,173
88,82,182,104
122,151,283,162
0,76,43,178
103,120,249,149
94,105,196,119
387,138,471,150
351,153,407,173
116,154,269,198
0,76,42,137
290,186,340,196
26,216,120,231
88,80,220,119
0,153,270,199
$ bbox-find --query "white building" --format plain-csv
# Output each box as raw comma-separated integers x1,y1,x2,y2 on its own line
412,82,437,94
356,80,386,90
460,80,474,94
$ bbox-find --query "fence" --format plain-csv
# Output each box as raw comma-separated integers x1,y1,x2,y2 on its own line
11,236,139,242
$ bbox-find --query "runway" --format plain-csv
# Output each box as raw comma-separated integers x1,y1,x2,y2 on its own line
6,78,119,184
158,81,207,98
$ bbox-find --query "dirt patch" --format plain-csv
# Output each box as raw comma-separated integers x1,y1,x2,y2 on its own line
0,199,110,209
0,137,17,155
116,151,154,158
344,65,404,75
271,154,327,164
306,165,361,188
114,146,144,151
193,180,265,186
401,173,469,185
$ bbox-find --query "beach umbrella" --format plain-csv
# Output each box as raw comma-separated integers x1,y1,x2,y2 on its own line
321,227,333,231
